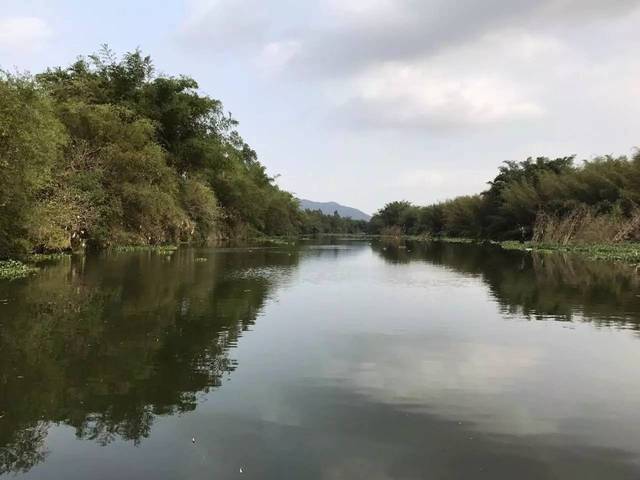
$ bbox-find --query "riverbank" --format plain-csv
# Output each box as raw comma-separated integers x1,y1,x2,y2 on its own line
0,237,297,280
3,236,639,281
302,234,640,266
0,247,177,280
374,234,640,265
501,241,640,264
0,253,75,280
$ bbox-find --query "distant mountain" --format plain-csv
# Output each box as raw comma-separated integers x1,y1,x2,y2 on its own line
298,199,371,221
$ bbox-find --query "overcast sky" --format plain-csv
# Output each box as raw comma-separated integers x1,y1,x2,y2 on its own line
2,0,639,214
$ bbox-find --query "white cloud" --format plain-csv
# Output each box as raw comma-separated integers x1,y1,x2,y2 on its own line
329,30,601,129
255,40,301,74
325,0,405,27
0,16,52,53
345,61,544,128
485,30,569,61
178,0,269,50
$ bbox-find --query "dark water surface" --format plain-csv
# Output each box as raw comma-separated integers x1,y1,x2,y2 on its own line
1,240,640,479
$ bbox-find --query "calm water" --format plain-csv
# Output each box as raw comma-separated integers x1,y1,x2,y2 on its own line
1,240,640,479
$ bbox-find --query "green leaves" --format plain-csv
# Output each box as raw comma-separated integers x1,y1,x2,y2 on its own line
1,47,309,256
0,73,66,256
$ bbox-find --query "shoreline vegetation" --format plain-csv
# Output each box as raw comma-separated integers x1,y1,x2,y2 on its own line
500,240,640,264
366,150,640,267
368,156,640,243
2,235,638,281
374,234,640,265
0,260,39,280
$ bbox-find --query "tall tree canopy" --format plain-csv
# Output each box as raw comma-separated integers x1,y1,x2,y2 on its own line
1,47,306,257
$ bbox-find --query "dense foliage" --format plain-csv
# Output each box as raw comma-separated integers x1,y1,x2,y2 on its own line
371,154,640,243
299,209,368,235
1,47,307,257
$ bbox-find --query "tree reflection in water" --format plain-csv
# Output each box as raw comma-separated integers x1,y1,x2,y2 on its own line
0,248,298,474
372,239,640,327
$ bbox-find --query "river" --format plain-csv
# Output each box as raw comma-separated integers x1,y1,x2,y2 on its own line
1,240,640,479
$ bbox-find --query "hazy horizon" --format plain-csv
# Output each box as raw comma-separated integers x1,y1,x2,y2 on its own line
2,0,639,213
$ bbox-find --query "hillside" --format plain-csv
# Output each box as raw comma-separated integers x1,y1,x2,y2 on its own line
299,199,371,221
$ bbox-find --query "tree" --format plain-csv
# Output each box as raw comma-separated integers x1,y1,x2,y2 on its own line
0,74,66,257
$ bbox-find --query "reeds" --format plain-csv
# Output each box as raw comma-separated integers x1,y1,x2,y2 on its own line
532,207,640,245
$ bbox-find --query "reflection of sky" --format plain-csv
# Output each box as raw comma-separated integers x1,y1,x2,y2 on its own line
228,247,640,453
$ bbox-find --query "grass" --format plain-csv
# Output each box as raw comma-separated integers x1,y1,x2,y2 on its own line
429,236,476,244
0,260,39,280
501,241,640,264
374,234,475,243
26,252,71,263
386,235,640,265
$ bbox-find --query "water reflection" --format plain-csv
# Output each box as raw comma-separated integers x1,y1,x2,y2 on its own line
372,239,640,327
0,248,299,474
2,241,640,479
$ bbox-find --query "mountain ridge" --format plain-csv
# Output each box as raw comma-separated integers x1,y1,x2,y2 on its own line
298,199,371,221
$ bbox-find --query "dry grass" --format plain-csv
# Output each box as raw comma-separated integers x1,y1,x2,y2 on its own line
532,207,640,245
380,225,404,237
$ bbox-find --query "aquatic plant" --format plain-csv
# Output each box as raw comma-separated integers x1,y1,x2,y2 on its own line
0,260,38,280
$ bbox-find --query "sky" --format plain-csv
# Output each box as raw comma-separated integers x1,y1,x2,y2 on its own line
1,0,640,214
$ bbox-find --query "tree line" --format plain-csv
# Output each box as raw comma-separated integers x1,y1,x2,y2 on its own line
3,46,636,257
370,154,640,244
0,47,367,259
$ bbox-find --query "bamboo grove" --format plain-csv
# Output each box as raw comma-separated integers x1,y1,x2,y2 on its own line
370,154,640,244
